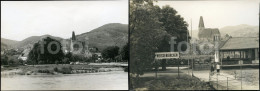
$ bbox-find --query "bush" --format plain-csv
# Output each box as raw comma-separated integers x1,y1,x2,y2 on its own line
38,69,50,73
38,61,45,64
18,59,24,65
53,67,59,72
131,75,214,90
9,59,14,65
60,66,72,74
1,55,9,65
55,60,59,65
62,58,69,64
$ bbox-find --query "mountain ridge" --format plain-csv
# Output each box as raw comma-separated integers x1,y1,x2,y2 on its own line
190,24,259,39
1,23,128,51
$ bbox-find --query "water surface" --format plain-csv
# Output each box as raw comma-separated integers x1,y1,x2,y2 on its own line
1,71,128,90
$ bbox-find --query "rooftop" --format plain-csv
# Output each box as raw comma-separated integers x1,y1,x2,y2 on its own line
198,28,220,38
220,37,259,50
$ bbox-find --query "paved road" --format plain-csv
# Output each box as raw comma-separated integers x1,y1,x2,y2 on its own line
182,68,259,90
138,67,259,90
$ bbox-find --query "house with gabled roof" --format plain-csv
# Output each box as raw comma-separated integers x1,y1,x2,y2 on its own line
219,37,259,64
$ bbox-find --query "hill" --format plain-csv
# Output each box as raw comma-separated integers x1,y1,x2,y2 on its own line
1,38,19,48
219,24,259,37
76,23,128,51
15,35,63,49
3,23,128,51
1,42,8,50
190,24,259,39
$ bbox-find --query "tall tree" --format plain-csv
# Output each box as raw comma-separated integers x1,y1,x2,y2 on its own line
130,0,190,75
158,5,190,70
130,0,166,77
72,31,76,40
101,46,120,61
27,37,64,64
120,42,129,61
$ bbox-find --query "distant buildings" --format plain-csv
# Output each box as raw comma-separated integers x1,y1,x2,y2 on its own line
1,51,4,55
18,48,30,61
18,47,31,61
61,31,99,58
196,16,259,64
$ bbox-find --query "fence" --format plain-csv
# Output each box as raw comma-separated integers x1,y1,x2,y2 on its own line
209,73,244,90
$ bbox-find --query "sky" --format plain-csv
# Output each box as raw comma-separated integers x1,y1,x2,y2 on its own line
155,0,259,30
1,1,128,41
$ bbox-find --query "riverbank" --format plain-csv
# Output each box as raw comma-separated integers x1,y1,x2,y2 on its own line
1,63,127,76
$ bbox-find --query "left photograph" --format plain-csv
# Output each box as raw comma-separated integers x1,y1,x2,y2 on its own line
1,1,128,90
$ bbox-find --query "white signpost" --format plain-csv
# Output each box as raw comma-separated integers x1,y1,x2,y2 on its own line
154,52,179,78
155,52,179,59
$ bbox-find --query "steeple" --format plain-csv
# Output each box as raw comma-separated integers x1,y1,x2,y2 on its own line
72,31,76,40
199,16,205,30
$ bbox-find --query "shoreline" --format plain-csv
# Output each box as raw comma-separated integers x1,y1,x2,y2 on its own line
1,63,127,76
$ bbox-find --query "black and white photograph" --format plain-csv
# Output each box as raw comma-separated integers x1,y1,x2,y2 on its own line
1,0,260,90
1,0,128,90
130,0,259,90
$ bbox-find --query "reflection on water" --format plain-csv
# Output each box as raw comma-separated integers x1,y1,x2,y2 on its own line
1,71,128,90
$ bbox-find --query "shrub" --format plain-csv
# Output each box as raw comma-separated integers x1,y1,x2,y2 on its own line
38,70,42,73
55,60,59,65
60,66,72,74
38,69,50,73
53,67,59,72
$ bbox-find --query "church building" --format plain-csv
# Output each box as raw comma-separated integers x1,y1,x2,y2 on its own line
61,31,91,57
198,16,221,42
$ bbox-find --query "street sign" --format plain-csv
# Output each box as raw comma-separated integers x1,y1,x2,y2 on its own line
155,52,179,59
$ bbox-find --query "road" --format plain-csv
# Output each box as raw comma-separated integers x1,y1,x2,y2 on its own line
182,68,259,90
140,66,259,90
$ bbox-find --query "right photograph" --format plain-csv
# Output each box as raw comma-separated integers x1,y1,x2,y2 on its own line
130,0,259,90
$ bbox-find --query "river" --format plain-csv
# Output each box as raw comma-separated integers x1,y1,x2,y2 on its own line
1,71,128,90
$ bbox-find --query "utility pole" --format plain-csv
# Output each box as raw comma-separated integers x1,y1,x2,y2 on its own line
191,19,194,77
187,19,191,76
240,60,242,90
178,60,180,79
188,59,190,75
191,19,192,39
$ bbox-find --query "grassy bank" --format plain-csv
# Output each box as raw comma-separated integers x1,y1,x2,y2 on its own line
130,74,215,90
1,64,125,75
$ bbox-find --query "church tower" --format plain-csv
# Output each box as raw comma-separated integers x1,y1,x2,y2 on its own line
72,31,76,41
198,16,205,31
70,31,76,52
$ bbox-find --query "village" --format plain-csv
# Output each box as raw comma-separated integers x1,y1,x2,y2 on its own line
1,29,129,73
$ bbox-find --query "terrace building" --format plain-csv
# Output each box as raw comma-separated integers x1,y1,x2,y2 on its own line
219,37,259,64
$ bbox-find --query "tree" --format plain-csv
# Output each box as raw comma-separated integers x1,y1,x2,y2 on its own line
65,52,72,61
130,0,190,75
130,0,167,77
101,46,120,62
27,37,64,64
158,5,190,70
1,55,8,65
120,42,129,61
91,54,99,63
